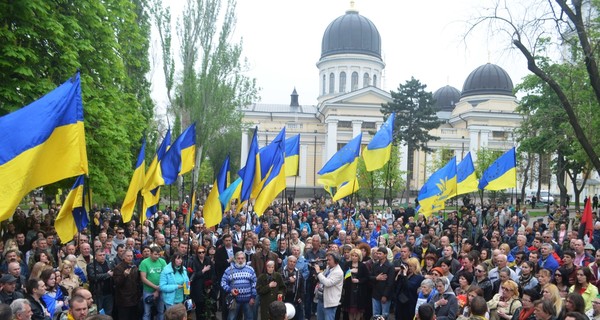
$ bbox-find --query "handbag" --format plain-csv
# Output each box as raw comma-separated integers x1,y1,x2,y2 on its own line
184,298,196,311
226,266,237,310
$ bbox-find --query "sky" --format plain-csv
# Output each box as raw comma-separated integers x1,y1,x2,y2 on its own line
149,0,533,109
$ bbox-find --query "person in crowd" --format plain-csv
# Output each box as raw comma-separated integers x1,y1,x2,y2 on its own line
395,257,424,320
215,234,242,320
370,246,395,319
487,279,521,320
159,252,189,309
257,260,285,320
25,278,50,320
472,263,493,301
64,296,88,320
341,248,369,320
570,266,599,312
564,293,587,317
113,249,141,319
0,274,24,305
139,246,166,320
269,300,288,320
541,283,564,317
431,276,458,320
586,293,600,320
221,251,257,320
517,261,538,295
533,299,557,320
58,260,80,296
281,254,304,320
10,298,33,320
87,249,114,316
189,244,213,320
39,268,65,318
313,252,343,320
510,288,539,320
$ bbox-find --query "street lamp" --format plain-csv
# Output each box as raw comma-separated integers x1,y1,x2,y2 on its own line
313,130,317,198
461,136,465,159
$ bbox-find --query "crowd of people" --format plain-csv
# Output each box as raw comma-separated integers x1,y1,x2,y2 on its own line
0,197,599,320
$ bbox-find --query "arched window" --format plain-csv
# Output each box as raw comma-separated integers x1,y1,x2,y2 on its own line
329,73,335,94
373,75,378,87
339,72,346,93
322,75,326,95
351,72,359,91
363,73,370,87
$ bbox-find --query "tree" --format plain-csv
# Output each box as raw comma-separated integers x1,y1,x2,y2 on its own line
381,77,443,203
0,1,153,204
427,147,455,174
475,148,503,205
152,0,258,190
468,0,600,176
355,145,404,207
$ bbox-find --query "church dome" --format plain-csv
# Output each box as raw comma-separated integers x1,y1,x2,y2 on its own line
461,63,514,98
321,8,381,60
433,85,461,112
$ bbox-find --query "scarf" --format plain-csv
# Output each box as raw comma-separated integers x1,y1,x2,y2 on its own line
518,307,534,320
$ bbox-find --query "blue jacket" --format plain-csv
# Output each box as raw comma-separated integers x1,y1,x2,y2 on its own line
221,264,257,303
538,254,560,274
159,262,190,305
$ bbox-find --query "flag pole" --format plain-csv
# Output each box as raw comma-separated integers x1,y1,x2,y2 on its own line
85,175,95,244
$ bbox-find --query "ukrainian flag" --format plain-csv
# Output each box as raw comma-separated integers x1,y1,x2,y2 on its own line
0,73,88,221
478,147,517,191
204,156,231,228
219,177,242,211
159,123,196,185
252,128,286,198
418,156,457,217
456,152,478,196
239,128,259,203
285,134,300,176
254,133,286,216
141,130,171,223
363,113,395,172
55,175,89,243
121,139,146,223
332,179,360,202
317,133,362,187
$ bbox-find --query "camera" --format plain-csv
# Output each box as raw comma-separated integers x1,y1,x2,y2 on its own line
308,258,327,270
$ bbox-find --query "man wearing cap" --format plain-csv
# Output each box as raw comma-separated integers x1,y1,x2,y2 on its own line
587,294,600,320
0,274,24,304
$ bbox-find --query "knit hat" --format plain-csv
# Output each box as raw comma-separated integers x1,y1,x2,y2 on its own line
430,267,444,276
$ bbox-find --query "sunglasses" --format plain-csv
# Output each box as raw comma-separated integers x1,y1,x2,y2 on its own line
501,287,511,291
475,269,484,273
197,251,205,254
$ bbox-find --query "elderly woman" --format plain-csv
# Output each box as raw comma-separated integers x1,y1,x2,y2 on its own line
415,278,437,314
257,260,285,320
487,280,522,320
431,277,458,320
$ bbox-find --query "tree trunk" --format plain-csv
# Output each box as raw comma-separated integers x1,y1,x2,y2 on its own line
555,152,568,207
536,154,543,201
520,153,532,204
405,144,415,205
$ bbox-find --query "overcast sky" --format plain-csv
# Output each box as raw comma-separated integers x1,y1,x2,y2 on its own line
150,0,533,110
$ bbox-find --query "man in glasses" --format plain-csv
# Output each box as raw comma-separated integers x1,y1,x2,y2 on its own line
585,294,600,320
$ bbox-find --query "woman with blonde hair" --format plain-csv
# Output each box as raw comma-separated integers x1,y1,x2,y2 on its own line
487,279,522,320
59,260,80,296
341,248,369,320
395,256,423,320
541,283,564,316
28,261,51,280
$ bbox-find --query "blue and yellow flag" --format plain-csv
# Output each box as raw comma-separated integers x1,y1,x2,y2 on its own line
456,152,478,196
186,190,196,231
333,179,360,202
239,128,259,203
220,177,242,212
479,147,517,191
159,123,196,185
141,130,171,223
252,128,286,198
122,139,146,223
417,156,457,217
317,133,362,187
363,113,395,172
55,175,89,243
0,73,88,221
254,133,286,216
344,269,352,279
204,156,231,228
285,134,300,176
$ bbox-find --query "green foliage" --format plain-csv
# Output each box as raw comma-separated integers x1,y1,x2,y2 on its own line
427,147,455,173
356,144,405,206
475,148,503,204
197,157,214,186
0,0,153,205
204,125,242,174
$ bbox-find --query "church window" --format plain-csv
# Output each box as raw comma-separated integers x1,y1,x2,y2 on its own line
373,75,378,87
322,75,326,95
339,72,346,93
363,73,370,87
329,73,335,94
338,121,352,128
351,72,358,91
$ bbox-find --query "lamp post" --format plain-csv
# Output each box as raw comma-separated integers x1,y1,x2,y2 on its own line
265,129,269,145
461,136,465,159
313,130,317,198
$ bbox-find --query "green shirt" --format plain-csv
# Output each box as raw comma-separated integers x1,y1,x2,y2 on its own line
139,257,167,292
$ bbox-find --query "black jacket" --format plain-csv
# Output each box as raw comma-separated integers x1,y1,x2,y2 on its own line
190,255,215,301
26,294,50,320
370,260,395,299
86,259,114,296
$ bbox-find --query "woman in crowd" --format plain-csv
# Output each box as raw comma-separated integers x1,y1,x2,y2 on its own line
40,268,66,319
415,278,437,315
570,266,598,311
29,262,50,281
492,267,512,296
160,253,190,309
395,257,424,320
541,283,564,317
59,260,80,296
422,253,438,276
257,260,285,320
517,261,538,295
454,273,473,296
473,263,494,301
190,245,214,320
509,288,539,320
457,286,485,320
341,248,369,320
487,279,521,320
431,277,458,320
537,269,552,295
564,293,587,317
552,268,570,298
439,260,454,282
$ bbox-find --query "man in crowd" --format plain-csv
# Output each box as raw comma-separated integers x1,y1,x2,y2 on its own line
0,274,24,305
313,252,343,320
140,246,166,320
215,234,242,320
87,249,114,316
113,249,142,319
221,251,257,320
370,247,395,319
10,298,32,320
282,254,304,320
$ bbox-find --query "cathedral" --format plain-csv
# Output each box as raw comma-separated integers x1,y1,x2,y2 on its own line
240,5,520,199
